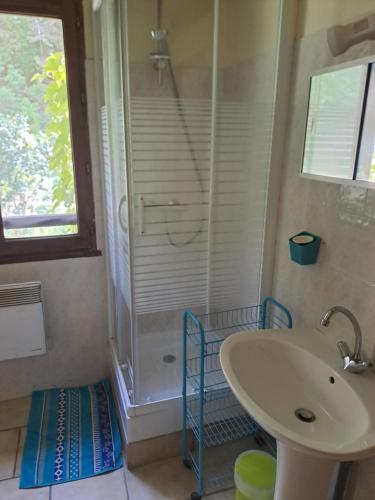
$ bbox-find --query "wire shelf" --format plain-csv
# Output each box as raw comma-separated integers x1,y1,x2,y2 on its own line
186,361,228,392
182,297,293,499
185,304,263,348
186,449,235,494
187,387,261,447
186,432,276,495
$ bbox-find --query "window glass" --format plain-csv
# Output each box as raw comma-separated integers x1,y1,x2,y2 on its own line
356,65,375,183
0,13,77,239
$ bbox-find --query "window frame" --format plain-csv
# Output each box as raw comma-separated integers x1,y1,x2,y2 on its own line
0,0,100,264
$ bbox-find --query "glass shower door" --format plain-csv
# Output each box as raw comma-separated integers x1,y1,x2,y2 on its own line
124,0,215,404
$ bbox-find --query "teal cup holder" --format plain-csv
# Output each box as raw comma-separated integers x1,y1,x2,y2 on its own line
289,231,321,265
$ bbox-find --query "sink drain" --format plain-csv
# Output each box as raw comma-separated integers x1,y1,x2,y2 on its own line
163,354,176,364
295,408,316,423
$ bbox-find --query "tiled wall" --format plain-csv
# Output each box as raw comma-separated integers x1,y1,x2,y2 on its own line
272,27,375,500
0,1,109,400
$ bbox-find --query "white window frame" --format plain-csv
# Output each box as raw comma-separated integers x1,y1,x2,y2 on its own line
300,55,375,189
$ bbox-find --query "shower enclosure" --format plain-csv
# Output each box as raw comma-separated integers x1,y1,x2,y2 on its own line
93,0,295,440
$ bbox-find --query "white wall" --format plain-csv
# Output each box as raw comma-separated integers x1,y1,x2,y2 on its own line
0,0,109,400
297,0,375,38
272,5,375,499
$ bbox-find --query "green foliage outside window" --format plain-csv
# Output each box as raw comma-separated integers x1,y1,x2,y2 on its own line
0,114,51,215
32,52,75,211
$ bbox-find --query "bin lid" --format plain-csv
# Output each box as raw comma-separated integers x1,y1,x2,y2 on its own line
235,451,276,489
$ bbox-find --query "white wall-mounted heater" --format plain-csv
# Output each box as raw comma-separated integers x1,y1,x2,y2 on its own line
0,282,46,362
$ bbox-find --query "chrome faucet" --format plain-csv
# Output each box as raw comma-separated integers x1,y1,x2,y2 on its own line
320,306,369,373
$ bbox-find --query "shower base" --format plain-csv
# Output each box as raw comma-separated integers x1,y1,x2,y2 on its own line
135,330,191,405
110,330,194,444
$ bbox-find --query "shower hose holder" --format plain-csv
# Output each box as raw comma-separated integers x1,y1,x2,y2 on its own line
289,231,321,265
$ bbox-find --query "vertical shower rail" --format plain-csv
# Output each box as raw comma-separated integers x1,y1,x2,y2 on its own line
206,0,219,314
96,0,137,397
119,0,139,401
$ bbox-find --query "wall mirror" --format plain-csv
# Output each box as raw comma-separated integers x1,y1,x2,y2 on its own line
301,58,375,186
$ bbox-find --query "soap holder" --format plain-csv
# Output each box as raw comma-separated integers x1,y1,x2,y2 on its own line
289,231,321,265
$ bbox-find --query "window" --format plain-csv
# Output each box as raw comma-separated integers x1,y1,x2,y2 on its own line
0,0,99,264
356,64,375,182
301,58,375,187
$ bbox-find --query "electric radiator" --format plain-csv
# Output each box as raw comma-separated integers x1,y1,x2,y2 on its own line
0,282,46,362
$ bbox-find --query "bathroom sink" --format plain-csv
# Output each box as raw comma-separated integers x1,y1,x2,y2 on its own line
220,328,375,460
220,328,375,499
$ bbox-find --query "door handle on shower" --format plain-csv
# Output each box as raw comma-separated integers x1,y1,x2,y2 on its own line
138,196,190,235
142,200,183,208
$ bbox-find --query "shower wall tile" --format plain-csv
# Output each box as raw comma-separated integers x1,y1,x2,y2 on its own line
221,53,276,102
137,308,205,336
272,27,375,500
129,63,213,99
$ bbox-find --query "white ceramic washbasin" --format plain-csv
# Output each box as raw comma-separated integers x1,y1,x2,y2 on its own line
220,328,375,461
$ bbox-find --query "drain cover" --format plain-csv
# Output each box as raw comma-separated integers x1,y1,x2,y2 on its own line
295,408,316,423
163,354,176,364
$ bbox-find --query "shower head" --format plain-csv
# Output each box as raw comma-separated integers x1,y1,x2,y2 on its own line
151,29,168,41
150,29,170,65
150,53,170,62
150,25,169,86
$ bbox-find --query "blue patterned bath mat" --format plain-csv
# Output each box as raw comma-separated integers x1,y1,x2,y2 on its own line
20,380,123,488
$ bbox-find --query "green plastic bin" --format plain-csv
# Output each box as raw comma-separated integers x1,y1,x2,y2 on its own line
234,450,276,500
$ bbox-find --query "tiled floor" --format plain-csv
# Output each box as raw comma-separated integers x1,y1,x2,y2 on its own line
0,397,234,499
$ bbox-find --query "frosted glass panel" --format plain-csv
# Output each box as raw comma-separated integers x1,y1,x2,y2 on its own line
211,0,279,310
302,65,367,180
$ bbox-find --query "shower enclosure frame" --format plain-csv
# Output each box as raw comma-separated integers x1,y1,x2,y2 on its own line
93,0,298,444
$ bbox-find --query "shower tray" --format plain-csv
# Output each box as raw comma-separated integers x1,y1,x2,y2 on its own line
182,297,293,499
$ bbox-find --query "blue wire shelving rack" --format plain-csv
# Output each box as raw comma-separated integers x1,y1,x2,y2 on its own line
182,297,293,499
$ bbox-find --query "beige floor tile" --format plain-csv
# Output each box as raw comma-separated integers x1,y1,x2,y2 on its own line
206,489,235,499
0,479,49,499
126,456,196,500
0,397,30,431
15,428,26,477
51,469,127,500
0,429,19,480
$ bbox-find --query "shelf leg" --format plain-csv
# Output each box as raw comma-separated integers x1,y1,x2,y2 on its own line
197,325,205,496
182,313,188,461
